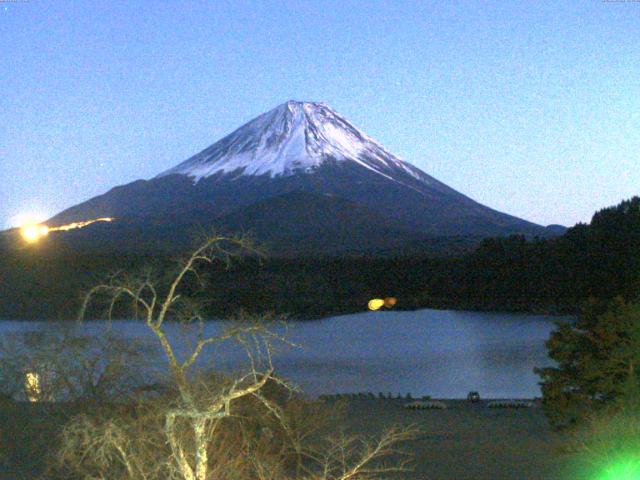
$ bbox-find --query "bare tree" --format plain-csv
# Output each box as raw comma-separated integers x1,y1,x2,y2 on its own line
77,235,285,480
63,234,418,480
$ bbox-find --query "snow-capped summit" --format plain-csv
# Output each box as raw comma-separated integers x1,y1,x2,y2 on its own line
157,100,430,185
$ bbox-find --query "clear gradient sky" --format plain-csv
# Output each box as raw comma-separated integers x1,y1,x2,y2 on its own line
2,1,639,229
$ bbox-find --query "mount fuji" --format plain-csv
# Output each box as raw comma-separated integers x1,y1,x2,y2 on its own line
48,100,559,255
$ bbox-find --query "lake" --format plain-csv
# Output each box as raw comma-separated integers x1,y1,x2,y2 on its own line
0,309,566,399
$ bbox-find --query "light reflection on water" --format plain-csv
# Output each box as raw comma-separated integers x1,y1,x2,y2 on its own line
0,309,567,398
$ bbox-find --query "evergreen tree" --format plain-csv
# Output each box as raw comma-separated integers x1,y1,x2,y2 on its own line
536,297,640,428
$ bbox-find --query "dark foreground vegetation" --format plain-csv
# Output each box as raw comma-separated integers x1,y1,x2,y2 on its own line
0,397,575,480
1,196,638,320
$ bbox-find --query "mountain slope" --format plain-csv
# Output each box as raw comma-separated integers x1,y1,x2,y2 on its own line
212,190,434,256
47,100,558,254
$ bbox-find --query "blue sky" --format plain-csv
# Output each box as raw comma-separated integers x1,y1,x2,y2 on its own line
1,0,639,228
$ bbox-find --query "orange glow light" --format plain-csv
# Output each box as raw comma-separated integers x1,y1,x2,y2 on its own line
384,297,397,308
20,217,114,243
21,225,42,243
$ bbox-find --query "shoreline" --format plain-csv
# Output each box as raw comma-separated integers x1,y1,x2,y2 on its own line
0,304,572,322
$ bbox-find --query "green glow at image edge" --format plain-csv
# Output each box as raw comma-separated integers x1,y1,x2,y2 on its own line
596,458,640,480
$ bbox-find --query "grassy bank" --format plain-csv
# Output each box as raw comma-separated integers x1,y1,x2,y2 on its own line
0,397,577,480
334,398,575,480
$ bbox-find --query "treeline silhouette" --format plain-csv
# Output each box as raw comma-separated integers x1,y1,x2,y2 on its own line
453,196,640,312
1,197,638,320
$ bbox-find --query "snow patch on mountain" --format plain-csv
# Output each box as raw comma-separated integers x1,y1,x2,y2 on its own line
157,101,430,186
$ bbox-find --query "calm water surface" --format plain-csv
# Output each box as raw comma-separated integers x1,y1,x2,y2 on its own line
0,309,566,398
